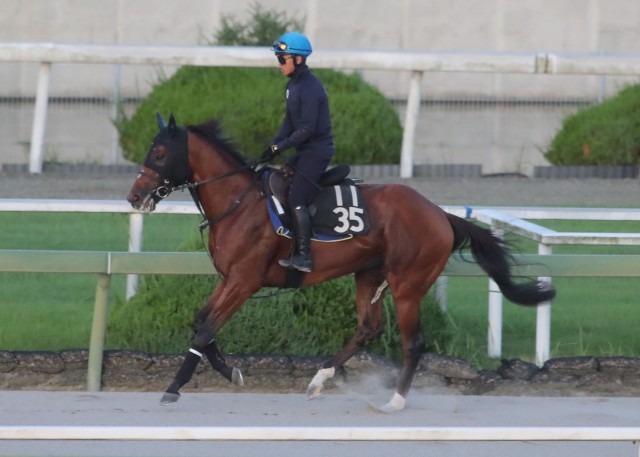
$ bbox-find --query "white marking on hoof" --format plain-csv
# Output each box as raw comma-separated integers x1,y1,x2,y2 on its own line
232,367,244,387
377,392,406,413
307,367,335,399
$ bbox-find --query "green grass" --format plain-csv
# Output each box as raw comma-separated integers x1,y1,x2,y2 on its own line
1,212,639,368
0,212,202,350
443,276,640,369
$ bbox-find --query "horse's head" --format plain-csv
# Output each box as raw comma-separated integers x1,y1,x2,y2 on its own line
127,113,191,212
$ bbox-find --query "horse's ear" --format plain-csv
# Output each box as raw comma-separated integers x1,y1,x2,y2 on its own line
156,112,167,130
168,113,177,136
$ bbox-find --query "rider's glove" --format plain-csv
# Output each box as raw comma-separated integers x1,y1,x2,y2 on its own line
260,145,279,161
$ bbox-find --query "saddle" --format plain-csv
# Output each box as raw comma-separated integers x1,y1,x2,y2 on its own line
264,164,370,241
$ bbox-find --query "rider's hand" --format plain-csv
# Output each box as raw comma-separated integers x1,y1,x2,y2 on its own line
260,145,279,161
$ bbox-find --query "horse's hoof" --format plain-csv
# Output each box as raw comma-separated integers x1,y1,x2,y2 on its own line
306,384,323,400
160,392,180,405
306,367,335,400
372,403,396,414
375,392,406,413
232,367,244,387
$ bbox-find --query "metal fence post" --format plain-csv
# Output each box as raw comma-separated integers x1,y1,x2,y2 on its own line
29,62,52,174
126,212,144,300
435,276,448,313
110,63,122,165
488,228,504,358
400,70,423,178
536,243,553,366
87,273,111,392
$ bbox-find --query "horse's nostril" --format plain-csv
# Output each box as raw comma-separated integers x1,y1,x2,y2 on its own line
127,193,141,205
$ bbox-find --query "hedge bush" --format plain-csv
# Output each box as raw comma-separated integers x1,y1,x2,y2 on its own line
107,281,448,362
545,84,640,165
116,66,402,166
212,2,304,46
107,254,449,362
115,3,400,165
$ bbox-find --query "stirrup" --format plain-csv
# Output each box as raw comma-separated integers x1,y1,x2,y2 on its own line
292,255,313,272
279,254,312,272
279,257,293,268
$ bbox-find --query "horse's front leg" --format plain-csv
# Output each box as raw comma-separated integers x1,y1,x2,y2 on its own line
160,279,254,405
160,338,244,405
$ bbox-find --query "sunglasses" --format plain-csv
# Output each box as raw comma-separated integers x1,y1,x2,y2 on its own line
276,54,292,65
273,40,289,52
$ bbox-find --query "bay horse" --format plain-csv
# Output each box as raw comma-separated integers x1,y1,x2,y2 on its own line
127,113,555,412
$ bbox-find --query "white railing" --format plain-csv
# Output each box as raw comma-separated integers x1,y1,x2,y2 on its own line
2,43,640,175
1,425,640,445
0,198,193,299
2,198,638,367
469,206,640,365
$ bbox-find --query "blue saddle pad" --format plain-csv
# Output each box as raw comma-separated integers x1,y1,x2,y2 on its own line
267,181,370,242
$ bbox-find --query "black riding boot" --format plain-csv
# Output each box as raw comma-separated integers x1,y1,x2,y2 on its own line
279,205,313,272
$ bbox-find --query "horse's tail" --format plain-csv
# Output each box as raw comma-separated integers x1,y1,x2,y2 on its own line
446,213,556,306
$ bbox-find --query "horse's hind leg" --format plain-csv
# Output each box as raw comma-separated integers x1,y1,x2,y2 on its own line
377,296,424,413
307,268,388,399
377,267,444,413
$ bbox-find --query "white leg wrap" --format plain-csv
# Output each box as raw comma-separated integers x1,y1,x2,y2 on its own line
310,367,335,386
188,348,204,358
307,367,335,399
379,392,406,413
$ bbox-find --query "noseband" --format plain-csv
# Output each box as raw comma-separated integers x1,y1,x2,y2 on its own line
134,169,172,204
139,125,266,227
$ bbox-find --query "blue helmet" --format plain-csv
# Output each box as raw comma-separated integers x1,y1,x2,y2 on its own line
272,32,312,57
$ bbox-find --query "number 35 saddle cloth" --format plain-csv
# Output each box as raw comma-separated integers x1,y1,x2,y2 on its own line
263,165,370,242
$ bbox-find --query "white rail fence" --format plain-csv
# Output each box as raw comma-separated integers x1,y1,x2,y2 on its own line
3,43,640,175
3,426,640,457
1,425,640,446
470,207,640,365
2,198,639,367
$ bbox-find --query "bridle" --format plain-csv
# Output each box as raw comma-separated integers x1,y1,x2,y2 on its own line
139,130,269,230
138,162,259,203
135,169,173,203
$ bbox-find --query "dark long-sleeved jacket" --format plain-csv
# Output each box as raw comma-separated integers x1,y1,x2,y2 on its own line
273,65,334,156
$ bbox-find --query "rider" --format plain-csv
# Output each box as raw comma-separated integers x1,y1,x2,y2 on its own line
261,31,335,273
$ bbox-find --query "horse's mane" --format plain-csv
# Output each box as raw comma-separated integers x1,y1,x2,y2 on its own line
186,119,250,168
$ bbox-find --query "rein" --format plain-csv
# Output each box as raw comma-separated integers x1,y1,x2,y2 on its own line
194,178,257,231
172,157,264,193
159,156,269,231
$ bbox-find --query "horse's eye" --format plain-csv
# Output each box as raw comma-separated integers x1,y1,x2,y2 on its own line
155,153,165,160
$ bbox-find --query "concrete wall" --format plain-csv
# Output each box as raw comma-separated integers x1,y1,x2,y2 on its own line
2,0,640,98
2,0,640,173
5,0,640,52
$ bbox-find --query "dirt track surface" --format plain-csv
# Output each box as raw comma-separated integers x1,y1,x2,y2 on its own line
2,391,640,457
0,171,638,206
